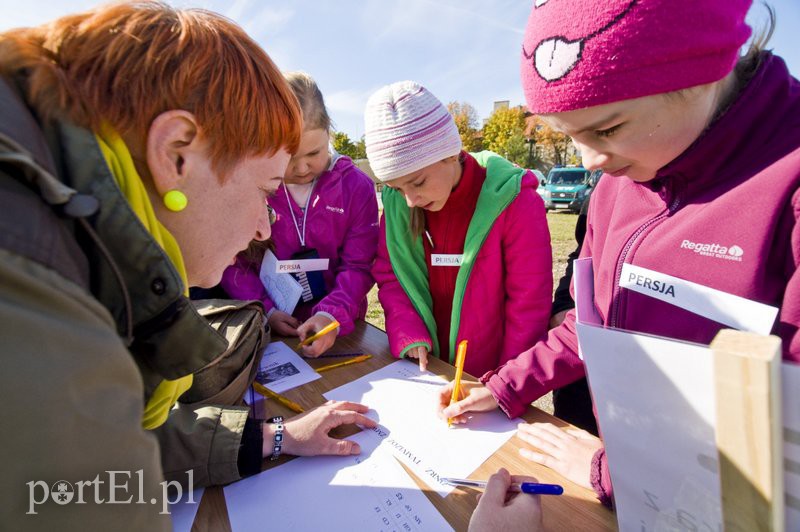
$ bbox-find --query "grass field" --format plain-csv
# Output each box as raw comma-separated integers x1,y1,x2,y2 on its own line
365,210,579,414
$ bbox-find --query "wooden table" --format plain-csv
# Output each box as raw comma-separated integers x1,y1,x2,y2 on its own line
192,321,617,531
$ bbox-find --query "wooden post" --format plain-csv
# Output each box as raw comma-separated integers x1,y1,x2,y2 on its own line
711,330,783,531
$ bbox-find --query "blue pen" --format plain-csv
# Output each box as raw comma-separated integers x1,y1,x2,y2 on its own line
441,477,563,495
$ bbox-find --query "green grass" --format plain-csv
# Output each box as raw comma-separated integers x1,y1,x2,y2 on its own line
365,211,578,415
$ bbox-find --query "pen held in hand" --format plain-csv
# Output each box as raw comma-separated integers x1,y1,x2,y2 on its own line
441,477,563,495
298,319,340,347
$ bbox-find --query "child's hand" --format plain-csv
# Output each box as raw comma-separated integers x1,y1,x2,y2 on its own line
268,310,301,337
297,313,337,357
405,345,429,371
438,380,498,424
516,422,602,490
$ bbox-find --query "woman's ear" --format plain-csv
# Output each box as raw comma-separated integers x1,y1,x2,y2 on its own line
145,110,200,195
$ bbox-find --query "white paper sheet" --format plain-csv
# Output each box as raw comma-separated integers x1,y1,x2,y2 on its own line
577,323,723,531
223,430,453,532
258,250,303,314
574,257,789,531
782,362,800,529
255,341,321,394
324,360,520,496
169,487,203,532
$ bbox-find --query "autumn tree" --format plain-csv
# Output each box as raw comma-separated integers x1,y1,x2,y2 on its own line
482,106,529,165
533,120,572,166
331,131,366,160
447,101,483,152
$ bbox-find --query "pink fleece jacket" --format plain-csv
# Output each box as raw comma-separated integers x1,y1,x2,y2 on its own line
481,53,800,507
221,155,379,336
373,154,553,377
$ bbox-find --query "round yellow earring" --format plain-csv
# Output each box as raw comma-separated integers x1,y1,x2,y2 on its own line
163,190,188,212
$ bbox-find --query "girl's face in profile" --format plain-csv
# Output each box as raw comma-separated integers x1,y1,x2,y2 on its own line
385,156,461,212
540,77,730,183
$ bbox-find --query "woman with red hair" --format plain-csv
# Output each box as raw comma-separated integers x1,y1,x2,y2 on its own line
0,3,374,529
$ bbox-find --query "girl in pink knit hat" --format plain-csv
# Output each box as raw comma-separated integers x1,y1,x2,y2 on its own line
440,0,800,517
365,81,553,379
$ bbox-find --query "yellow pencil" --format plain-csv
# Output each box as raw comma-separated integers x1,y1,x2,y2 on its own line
448,340,469,428
298,320,341,347
315,354,372,373
252,381,305,413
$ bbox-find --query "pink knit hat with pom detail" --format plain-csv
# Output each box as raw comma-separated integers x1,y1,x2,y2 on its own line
364,81,462,183
521,0,753,114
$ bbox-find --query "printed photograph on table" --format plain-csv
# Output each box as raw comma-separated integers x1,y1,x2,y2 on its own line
257,362,301,384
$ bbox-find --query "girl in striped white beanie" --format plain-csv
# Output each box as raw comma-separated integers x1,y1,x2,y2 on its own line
366,80,554,379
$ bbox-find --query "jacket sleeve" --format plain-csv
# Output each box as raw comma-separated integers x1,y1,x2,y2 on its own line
220,256,275,314
313,174,379,335
152,403,251,488
372,215,432,357
779,188,800,362
0,251,171,531
499,186,553,364
481,209,597,418
590,448,614,507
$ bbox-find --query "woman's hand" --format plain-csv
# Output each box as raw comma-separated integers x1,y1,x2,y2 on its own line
297,313,337,357
264,400,377,458
468,468,543,532
516,422,602,490
437,380,498,424
268,310,301,337
405,345,429,371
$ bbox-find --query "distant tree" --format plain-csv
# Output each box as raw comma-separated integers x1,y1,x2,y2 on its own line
332,131,357,159
533,120,572,166
504,131,530,168
482,106,527,159
332,131,367,160
447,101,483,152
354,135,367,160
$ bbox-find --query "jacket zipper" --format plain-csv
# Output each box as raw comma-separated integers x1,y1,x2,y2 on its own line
609,195,681,328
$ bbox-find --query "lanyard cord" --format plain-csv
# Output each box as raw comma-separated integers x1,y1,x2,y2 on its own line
283,178,317,248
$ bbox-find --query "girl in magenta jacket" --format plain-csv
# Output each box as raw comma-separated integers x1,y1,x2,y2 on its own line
365,81,553,378
222,72,379,356
440,0,800,509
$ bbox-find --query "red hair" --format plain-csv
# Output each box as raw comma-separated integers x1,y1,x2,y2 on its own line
0,1,301,175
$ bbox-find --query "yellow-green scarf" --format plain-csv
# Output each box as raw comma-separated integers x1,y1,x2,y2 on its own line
96,125,193,430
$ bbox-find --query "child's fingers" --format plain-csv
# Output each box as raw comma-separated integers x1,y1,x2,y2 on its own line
418,349,428,371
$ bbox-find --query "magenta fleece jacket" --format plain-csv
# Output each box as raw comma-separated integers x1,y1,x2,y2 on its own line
481,53,800,506
222,155,379,335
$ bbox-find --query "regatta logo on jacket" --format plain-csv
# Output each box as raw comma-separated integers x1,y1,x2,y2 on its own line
627,272,676,297
680,240,744,262
325,205,344,214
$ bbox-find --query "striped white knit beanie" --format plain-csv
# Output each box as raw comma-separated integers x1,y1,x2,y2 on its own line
364,81,462,182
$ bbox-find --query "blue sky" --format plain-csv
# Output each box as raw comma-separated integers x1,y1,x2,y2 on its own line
1,1,798,139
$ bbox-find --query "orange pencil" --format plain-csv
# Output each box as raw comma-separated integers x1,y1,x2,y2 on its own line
447,340,468,428
315,354,372,373
298,320,340,347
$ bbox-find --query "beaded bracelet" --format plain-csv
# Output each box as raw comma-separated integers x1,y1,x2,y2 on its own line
268,416,284,461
